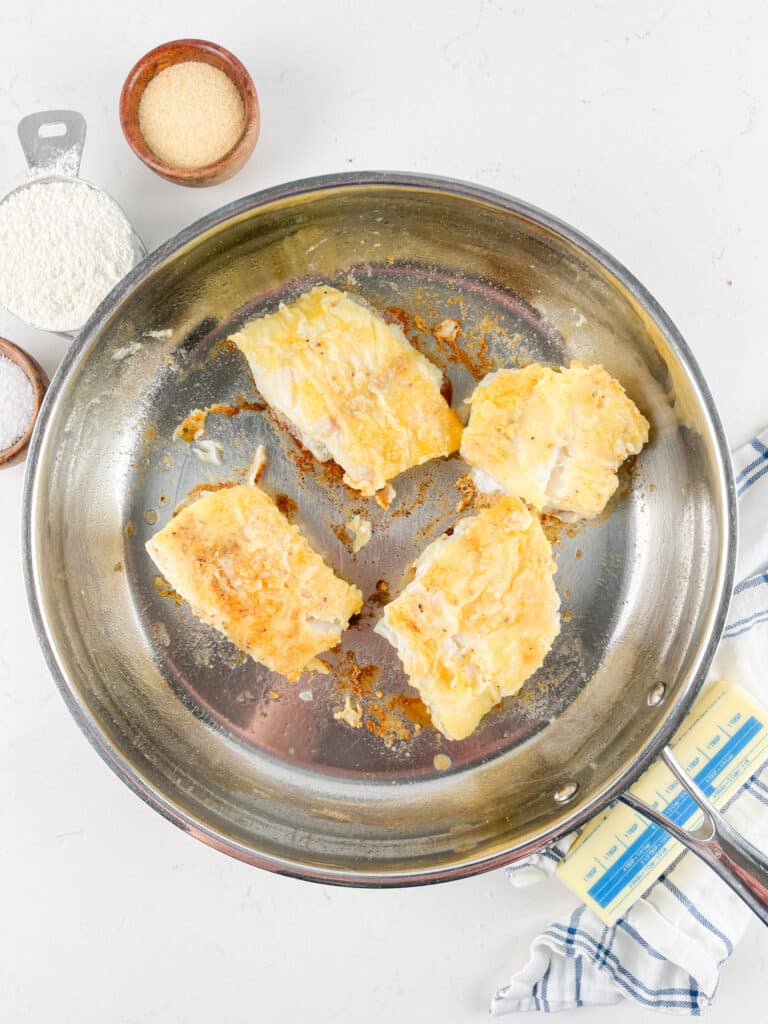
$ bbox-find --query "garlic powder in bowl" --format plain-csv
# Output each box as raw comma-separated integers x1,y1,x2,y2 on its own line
120,39,260,187
138,62,245,170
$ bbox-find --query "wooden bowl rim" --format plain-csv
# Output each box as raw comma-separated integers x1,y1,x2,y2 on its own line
119,38,259,185
0,338,49,467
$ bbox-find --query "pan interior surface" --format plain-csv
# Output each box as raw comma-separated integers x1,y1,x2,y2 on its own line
25,176,733,882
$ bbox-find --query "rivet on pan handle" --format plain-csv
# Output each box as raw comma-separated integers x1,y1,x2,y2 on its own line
620,746,768,927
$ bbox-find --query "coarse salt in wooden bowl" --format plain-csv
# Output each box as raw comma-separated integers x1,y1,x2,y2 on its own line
120,39,260,188
0,338,48,468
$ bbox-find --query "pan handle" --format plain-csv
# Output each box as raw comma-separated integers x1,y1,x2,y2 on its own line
620,746,768,927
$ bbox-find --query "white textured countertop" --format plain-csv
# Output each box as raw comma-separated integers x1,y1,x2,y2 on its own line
3,2,767,1021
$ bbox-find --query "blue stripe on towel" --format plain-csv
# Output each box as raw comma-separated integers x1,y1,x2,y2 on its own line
733,573,768,596
735,439,768,483
725,611,768,639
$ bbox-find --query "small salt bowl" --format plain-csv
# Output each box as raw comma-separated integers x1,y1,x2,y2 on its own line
0,338,48,468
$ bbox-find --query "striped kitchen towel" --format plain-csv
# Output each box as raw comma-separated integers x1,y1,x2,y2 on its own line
492,427,768,1016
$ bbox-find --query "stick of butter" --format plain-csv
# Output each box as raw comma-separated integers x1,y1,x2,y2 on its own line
557,680,768,924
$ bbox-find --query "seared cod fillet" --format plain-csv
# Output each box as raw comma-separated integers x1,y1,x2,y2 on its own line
374,496,560,741
461,362,649,519
230,286,462,498
146,485,363,681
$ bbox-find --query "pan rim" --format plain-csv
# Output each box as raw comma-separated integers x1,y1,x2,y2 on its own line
22,170,737,886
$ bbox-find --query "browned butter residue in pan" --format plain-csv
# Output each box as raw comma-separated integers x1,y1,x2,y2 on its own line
154,575,184,607
381,306,412,333
454,474,476,513
386,692,433,731
390,477,433,519
331,523,352,545
539,513,566,546
172,480,239,517
382,304,494,380
331,649,433,747
275,493,298,521
538,512,581,547
431,316,494,380
277,425,354,500
210,397,265,419
175,409,206,442
175,395,265,442
334,650,380,700
187,480,239,500
367,579,390,606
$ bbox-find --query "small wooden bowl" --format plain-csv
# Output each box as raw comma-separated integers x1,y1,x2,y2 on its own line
0,338,49,468
120,39,260,188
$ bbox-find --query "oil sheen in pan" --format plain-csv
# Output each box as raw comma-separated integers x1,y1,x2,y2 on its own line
123,263,639,779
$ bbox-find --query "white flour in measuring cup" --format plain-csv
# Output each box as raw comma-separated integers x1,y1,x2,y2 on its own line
0,179,140,332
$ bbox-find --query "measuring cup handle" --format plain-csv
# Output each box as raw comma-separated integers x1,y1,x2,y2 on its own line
17,110,86,178
620,746,768,928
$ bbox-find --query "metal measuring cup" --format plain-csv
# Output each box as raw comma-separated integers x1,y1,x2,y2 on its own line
0,110,146,335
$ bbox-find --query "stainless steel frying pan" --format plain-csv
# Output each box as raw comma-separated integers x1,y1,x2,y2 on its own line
22,172,768,917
